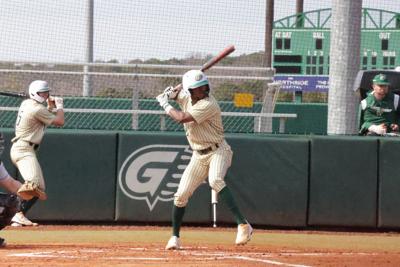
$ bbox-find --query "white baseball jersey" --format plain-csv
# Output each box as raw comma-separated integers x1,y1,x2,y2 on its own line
176,92,224,150
173,91,232,207
12,99,55,144
10,99,55,190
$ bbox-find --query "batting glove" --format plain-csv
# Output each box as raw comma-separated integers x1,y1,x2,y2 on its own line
46,96,56,112
54,96,64,110
156,93,172,113
163,86,179,99
368,124,386,135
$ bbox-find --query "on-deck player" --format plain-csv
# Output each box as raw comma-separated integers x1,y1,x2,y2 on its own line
10,80,64,224
156,69,253,250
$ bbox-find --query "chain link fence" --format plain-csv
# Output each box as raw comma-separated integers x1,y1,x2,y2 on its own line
0,63,293,133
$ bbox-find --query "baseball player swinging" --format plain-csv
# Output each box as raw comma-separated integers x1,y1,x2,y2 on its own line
156,70,253,250
10,80,64,207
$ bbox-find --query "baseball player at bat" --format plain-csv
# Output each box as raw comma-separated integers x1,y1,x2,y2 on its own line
156,70,253,250
9,80,65,226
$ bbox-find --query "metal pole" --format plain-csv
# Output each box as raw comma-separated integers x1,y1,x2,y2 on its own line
296,0,304,28
396,14,400,29
259,0,275,133
211,189,218,227
327,0,362,134
294,0,304,102
131,67,139,130
264,0,274,67
256,81,279,133
83,0,94,96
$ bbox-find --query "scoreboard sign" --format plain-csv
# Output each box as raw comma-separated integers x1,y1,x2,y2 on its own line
274,75,329,92
272,8,400,85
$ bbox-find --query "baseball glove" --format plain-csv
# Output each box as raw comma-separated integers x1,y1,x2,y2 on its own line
17,181,47,201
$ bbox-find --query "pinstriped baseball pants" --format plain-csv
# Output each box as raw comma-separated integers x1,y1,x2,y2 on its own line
174,140,232,207
10,141,46,190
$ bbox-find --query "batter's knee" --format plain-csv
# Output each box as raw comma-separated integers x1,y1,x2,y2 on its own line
209,178,226,193
173,192,190,208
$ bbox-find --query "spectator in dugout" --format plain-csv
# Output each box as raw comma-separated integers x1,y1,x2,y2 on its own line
359,73,400,136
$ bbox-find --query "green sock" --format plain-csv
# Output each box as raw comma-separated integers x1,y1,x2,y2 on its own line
21,197,39,214
172,205,185,237
218,186,246,225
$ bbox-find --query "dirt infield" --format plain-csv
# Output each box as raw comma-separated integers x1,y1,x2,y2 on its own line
1,225,400,266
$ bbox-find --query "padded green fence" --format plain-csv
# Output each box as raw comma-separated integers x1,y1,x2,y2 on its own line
217,134,309,226
308,136,378,227
378,138,400,228
1,130,400,228
28,130,118,221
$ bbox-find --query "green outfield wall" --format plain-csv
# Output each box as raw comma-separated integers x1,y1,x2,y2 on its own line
2,129,400,229
308,136,378,227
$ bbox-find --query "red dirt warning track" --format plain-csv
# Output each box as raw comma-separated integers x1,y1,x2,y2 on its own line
0,225,399,266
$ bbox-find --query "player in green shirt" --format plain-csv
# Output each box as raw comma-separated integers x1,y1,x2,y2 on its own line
359,74,400,136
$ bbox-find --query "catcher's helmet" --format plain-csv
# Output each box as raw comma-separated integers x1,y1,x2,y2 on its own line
182,70,209,94
29,80,50,103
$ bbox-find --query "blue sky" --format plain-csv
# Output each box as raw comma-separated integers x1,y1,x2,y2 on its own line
0,0,398,62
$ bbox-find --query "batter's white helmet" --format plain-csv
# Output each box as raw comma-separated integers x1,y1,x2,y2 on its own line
28,80,50,103
182,70,209,94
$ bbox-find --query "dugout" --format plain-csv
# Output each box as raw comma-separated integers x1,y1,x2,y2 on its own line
354,69,400,133
353,69,400,100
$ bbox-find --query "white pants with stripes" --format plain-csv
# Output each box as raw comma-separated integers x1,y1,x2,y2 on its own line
174,140,232,207
10,140,45,190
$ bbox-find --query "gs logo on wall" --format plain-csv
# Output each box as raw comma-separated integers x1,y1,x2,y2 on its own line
118,144,192,211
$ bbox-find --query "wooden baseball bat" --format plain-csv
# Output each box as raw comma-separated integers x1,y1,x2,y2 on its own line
0,91,27,98
173,45,236,90
201,45,235,72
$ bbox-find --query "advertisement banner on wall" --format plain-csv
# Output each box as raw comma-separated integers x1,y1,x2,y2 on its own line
116,132,309,226
274,75,329,92
116,132,211,223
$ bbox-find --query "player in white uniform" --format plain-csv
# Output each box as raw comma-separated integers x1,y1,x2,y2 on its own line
156,70,252,250
10,80,64,226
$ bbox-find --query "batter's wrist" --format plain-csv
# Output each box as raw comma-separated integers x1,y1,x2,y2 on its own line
164,104,173,114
